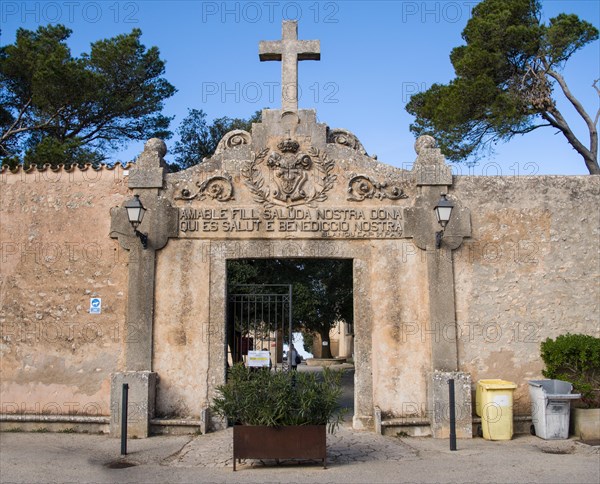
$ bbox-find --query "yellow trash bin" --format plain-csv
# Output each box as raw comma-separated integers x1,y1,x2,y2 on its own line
476,379,517,440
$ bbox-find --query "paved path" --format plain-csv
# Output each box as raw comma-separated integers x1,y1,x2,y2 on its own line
1,367,598,482
167,422,417,469
1,424,598,483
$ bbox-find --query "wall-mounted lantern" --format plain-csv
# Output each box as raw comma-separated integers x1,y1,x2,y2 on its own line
433,193,454,249
124,195,148,249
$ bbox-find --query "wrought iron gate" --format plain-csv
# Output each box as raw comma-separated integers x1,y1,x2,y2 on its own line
226,284,293,370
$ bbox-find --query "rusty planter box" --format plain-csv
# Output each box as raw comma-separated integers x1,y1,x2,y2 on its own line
232,425,326,470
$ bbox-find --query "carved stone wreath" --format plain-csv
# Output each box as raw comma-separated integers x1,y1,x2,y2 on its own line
242,142,336,208
347,175,408,201
175,175,234,202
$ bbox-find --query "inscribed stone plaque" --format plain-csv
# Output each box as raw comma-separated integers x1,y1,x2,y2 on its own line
178,206,405,239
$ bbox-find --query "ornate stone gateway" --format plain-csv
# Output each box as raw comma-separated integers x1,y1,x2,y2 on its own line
109,21,472,438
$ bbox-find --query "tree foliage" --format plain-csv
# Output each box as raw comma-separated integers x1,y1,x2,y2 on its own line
227,259,353,358
0,24,176,167
170,109,261,170
405,0,599,174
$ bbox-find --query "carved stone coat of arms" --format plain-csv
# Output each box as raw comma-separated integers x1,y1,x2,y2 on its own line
242,138,336,208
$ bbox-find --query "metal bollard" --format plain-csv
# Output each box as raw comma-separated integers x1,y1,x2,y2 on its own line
121,383,129,455
448,378,457,451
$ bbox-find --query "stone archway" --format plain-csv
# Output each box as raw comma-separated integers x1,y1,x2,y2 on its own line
109,107,472,438
108,21,472,439
110,108,474,442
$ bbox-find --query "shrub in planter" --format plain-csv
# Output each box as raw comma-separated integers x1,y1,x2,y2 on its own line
211,365,347,470
211,364,347,431
540,333,600,408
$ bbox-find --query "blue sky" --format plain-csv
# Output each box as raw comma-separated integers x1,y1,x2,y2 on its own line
2,0,599,174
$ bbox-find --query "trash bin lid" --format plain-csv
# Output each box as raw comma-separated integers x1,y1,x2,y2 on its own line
478,379,517,390
528,379,574,395
545,394,582,401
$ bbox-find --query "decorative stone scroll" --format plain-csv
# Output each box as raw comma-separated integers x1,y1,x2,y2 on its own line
242,138,336,208
347,175,408,202
175,175,234,202
214,130,252,155
327,129,367,155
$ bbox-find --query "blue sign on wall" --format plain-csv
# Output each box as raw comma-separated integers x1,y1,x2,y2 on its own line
90,297,102,314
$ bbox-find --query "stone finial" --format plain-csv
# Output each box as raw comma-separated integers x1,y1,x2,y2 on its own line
137,138,167,168
414,135,437,154
412,135,452,186
128,138,167,188
145,138,167,158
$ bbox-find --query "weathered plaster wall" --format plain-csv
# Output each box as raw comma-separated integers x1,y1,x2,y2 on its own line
153,239,211,418
0,166,129,416
370,239,431,419
451,176,600,413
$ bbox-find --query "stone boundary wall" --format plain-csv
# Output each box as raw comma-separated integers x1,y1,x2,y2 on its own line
0,165,130,418
452,176,600,413
1,163,598,424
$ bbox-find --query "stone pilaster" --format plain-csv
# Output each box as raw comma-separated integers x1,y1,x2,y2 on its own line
352,257,375,430
108,139,178,437
404,135,473,438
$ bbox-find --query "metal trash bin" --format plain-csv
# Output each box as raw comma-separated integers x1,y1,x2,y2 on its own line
528,379,581,440
476,379,517,440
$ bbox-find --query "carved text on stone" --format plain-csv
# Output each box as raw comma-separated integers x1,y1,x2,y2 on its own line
178,206,405,239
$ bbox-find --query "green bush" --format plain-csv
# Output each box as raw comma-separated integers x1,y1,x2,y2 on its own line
541,333,600,408
211,364,346,432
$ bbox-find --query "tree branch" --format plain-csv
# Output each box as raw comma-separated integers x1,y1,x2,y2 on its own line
1,98,32,142
508,123,552,135
544,108,590,155
547,69,598,161
542,109,599,174
1,101,67,142
548,69,595,128
593,79,600,134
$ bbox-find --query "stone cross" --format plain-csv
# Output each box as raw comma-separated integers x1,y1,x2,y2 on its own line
259,20,320,113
